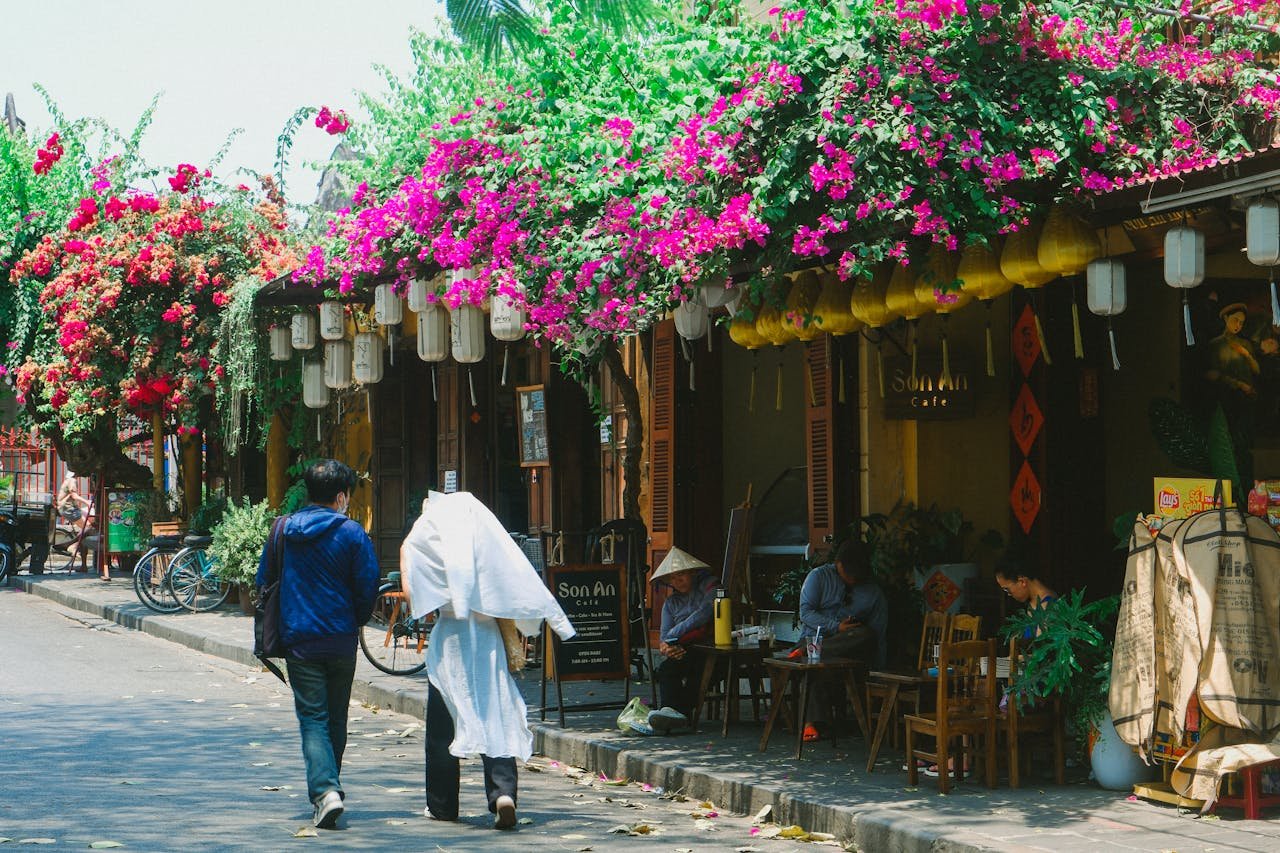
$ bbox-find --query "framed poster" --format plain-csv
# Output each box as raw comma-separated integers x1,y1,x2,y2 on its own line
517,384,550,467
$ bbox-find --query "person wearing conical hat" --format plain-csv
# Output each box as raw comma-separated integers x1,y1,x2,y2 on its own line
648,547,718,733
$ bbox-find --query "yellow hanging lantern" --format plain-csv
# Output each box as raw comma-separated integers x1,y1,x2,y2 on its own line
784,271,823,341
850,264,899,399
1037,205,1102,277
915,246,969,389
958,238,1014,377
1001,218,1056,365
884,262,930,320
728,300,768,413
811,270,861,337
755,300,795,348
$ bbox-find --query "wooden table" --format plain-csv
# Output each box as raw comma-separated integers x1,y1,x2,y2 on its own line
864,669,935,772
758,657,870,759
690,642,770,736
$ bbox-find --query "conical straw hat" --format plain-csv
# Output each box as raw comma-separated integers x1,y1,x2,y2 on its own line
651,546,711,582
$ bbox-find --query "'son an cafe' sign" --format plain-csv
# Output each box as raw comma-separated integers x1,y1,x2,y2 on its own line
882,353,976,420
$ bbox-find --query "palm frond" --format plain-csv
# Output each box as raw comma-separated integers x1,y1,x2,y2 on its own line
445,0,540,61
568,0,664,32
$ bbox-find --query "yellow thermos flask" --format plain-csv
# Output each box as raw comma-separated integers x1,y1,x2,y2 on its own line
714,587,733,645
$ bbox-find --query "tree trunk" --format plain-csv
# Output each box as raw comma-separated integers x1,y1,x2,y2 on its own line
601,341,644,522
44,415,152,488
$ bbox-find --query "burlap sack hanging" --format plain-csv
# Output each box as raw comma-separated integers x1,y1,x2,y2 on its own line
1110,522,1159,759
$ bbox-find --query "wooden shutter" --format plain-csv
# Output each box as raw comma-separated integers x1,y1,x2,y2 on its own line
805,337,837,550
648,321,677,570
436,364,460,490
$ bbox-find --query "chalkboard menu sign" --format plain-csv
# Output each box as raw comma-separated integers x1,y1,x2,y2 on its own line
545,563,629,682
517,384,550,467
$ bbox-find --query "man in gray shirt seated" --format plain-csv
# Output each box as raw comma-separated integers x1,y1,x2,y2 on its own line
796,538,888,740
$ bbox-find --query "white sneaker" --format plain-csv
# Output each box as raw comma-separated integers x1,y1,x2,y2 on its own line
313,790,344,829
494,794,517,830
647,706,689,733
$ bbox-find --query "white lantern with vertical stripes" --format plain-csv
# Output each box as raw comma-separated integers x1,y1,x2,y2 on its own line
490,288,527,342
1087,258,1127,370
302,359,327,409
673,300,708,341
417,303,448,362
319,301,345,341
353,331,385,384
1247,200,1280,326
451,304,486,364
1164,225,1205,345
269,325,292,361
407,277,431,313
374,283,403,326
323,340,352,389
291,312,317,350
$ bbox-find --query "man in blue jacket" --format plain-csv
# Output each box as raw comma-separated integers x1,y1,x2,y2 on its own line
257,459,380,830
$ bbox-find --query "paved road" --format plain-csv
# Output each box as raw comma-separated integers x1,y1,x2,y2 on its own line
0,586,812,851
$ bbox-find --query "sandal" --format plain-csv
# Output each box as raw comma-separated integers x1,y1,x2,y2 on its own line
802,724,821,742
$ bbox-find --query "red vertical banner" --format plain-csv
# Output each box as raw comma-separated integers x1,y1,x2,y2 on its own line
1011,301,1043,537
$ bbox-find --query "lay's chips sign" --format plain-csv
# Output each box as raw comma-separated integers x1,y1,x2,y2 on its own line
1153,477,1232,519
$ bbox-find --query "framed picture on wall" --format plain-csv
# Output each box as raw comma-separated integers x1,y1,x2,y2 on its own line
516,384,550,467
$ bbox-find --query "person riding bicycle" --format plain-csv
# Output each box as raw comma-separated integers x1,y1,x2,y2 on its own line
56,475,90,527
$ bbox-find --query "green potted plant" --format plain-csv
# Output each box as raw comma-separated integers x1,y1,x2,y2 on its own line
209,498,275,614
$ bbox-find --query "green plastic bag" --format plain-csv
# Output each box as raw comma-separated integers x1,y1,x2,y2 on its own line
616,696,653,736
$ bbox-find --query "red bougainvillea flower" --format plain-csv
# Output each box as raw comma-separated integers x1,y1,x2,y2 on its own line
168,164,200,193
33,132,64,175
315,105,350,135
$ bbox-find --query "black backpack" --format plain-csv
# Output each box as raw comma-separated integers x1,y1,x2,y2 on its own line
254,515,290,683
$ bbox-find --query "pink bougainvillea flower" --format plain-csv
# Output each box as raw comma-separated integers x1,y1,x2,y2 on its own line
168,164,200,193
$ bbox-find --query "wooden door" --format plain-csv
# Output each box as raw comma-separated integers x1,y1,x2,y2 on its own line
373,370,407,574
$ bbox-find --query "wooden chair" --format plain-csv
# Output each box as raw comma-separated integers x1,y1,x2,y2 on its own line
905,638,999,793
866,611,948,749
1002,636,1065,788
948,613,981,643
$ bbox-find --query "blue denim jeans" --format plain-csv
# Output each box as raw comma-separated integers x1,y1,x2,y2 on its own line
289,655,357,804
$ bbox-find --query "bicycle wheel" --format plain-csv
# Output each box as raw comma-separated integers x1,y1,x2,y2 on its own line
0,545,11,585
167,548,231,612
359,583,428,675
133,548,183,613
48,526,80,571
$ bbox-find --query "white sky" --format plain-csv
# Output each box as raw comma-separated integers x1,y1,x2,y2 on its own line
1,0,443,204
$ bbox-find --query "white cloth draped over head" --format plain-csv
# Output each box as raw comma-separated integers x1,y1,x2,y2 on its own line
401,490,575,760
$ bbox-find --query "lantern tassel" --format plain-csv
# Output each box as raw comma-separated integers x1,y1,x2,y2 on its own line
680,336,692,362
877,341,885,399
1183,294,1195,346
389,328,395,366
316,413,321,445
910,319,918,383
807,358,816,407
984,301,995,378
1108,320,1121,371
366,389,373,434
707,326,713,352
1033,310,1052,366
501,347,510,387
468,368,477,408
775,361,783,412
1071,299,1084,360
941,335,952,390
1271,271,1280,328
690,358,696,392
749,358,757,414
431,365,438,402
838,355,846,404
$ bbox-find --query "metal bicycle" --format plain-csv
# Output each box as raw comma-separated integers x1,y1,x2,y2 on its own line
359,571,431,675
165,534,231,612
131,535,187,613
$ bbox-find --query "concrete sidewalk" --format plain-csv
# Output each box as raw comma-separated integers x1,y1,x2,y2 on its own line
9,569,1280,852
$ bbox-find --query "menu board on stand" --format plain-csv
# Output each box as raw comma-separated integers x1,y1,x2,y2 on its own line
540,562,630,727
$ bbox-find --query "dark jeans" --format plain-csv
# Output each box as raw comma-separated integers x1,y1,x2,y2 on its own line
654,652,701,717
425,681,517,820
288,655,357,804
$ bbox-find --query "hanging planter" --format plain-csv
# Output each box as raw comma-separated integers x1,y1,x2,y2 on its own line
374,283,403,326
697,278,735,308
268,325,292,362
958,239,1014,377
1165,225,1205,345
1246,200,1280,326
291,312,317,351
319,301,345,341
324,340,353,389
302,359,328,409
353,331,385,384
1086,258,1127,370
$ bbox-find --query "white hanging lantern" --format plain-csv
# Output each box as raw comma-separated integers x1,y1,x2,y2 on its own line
1087,258,1128,371
697,280,734,308
406,277,431,313
268,325,292,361
291,312,317,350
1247,200,1280,326
1163,226,1205,346
417,304,448,362
673,300,708,341
302,359,327,409
353,331,385,384
451,304,486,364
319,301,345,340
491,288,527,342
374,283,403,326
323,340,352,389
